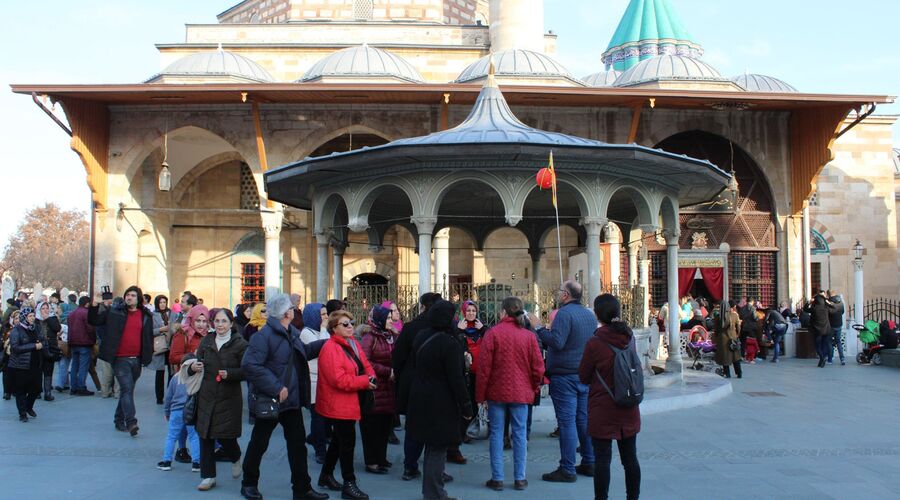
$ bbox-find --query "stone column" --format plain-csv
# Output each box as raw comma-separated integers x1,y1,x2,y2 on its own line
315,232,330,304
802,204,812,299
606,225,621,287
261,209,283,299
332,242,346,301
639,251,650,328
433,227,450,295
412,217,437,294
628,242,639,287
582,218,606,303
665,230,683,371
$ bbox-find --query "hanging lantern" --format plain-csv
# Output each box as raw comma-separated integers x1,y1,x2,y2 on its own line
536,167,555,190
158,161,171,192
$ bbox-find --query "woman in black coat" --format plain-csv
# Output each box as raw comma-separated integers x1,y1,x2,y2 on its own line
34,301,61,401
192,308,247,490
8,307,45,421
406,300,474,500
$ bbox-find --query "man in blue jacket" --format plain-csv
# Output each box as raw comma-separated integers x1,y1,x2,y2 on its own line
533,280,596,483
240,293,328,500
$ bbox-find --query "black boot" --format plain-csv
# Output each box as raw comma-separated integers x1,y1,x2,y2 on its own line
318,473,342,491
341,480,369,500
43,376,54,401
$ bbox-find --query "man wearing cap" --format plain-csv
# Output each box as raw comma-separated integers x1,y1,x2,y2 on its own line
89,286,154,436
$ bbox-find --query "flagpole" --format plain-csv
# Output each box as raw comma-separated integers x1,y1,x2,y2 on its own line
549,150,564,286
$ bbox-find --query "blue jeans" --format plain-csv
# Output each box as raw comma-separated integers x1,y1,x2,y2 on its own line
771,323,787,361
549,374,594,474
113,357,142,428
307,404,327,458
69,346,92,391
488,402,528,481
163,409,199,462
55,357,70,388
829,327,844,363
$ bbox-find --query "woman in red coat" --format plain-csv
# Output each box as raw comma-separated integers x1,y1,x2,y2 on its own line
359,305,397,474
578,294,641,500
316,310,376,500
168,305,209,367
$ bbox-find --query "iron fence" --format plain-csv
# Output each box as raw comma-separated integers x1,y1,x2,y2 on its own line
849,297,900,324
344,281,646,329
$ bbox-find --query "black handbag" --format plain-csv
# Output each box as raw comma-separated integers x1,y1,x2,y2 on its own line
249,336,293,420
339,340,375,414
183,394,198,425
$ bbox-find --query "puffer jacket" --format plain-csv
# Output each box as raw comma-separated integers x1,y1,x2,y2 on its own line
475,316,544,404
8,323,45,370
579,324,641,440
316,334,374,421
360,327,397,415
242,316,326,414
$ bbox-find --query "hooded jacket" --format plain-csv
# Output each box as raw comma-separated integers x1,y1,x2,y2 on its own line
360,306,397,415
579,324,641,440
827,295,845,328
299,303,329,403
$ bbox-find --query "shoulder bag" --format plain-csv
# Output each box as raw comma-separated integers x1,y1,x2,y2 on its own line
249,336,292,420
339,339,375,414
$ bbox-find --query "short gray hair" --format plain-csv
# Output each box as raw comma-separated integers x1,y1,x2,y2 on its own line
563,280,583,302
267,293,293,320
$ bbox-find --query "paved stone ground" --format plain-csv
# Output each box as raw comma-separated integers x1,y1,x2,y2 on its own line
3,357,899,500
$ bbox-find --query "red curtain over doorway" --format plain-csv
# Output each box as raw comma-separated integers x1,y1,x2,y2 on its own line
677,268,696,298
699,267,724,302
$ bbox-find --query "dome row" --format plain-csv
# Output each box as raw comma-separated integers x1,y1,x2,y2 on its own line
148,46,796,92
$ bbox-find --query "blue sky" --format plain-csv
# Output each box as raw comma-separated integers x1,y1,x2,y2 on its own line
1,0,897,250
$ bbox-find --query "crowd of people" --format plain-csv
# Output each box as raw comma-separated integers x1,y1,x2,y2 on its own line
653,289,849,377
1,281,647,500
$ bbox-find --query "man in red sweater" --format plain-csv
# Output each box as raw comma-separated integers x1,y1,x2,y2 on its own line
89,285,154,437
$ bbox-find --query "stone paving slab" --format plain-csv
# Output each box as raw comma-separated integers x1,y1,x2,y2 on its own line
3,358,900,499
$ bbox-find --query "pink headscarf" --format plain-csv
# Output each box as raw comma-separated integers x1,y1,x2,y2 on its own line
381,301,403,332
184,304,210,340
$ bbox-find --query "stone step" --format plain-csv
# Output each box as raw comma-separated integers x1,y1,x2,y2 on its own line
878,348,900,368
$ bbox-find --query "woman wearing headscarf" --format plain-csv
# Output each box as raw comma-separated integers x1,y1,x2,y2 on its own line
169,305,210,368
300,302,330,464
233,303,252,340
150,295,171,405
2,311,22,400
359,305,398,474
8,307,45,421
407,300,474,500
192,308,248,491
579,294,642,500
382,301,403,335
35,301,62,401
453,300,486,451
243,303,266,341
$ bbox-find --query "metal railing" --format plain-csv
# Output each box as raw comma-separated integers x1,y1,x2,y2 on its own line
849,297,900,324
344,281,646,329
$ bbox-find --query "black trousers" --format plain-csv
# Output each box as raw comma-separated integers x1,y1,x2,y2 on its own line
11,367,41,415
592,436,640,500
155,370,165,403
723,361,743,378
360,413,392,466
200,436,241,479
242,409,311,496
423,444,449,500
323,418,357,482
2,366,11,395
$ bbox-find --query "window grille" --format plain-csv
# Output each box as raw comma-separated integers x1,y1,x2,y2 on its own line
241,263,265,303
240,163,260,210
353,0,374,20
648,251,667,308
729,251,777,308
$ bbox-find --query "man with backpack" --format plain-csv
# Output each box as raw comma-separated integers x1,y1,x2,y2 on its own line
533,280,596,483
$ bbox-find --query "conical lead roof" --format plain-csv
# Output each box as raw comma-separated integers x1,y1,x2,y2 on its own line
602,0,703,71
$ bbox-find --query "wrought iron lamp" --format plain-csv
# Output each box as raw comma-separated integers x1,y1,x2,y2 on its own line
158,122,171,192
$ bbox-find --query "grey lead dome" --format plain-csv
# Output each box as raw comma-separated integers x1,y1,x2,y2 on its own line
149,49,274,83
300,44,424,83
732,73,798,93
613,55,725,87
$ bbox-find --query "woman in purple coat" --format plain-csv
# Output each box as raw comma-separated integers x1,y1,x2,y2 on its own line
359,305,397,474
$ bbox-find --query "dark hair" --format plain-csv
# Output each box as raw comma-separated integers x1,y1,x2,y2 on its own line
68,293,77,302
154,295,169,311
593,294,630,336
6,299,14,306
501,297,527,328
420,292,442,310
123,285,143,302
51,292,61,300
325,299,345,315
143,294,152,304
78,296,91,307
212,307,237,334
183,293,198,307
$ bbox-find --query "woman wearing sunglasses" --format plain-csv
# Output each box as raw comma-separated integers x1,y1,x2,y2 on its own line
315,310,376,500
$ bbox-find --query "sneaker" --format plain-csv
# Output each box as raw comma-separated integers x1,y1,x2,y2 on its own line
541,468,577,483
231,458,243,479
192,462,201,473
575,463,594,477
128,424,140,437
175,448,192,463
841,360,846,366
402,468,420,481
485,479,504,491
157,461,172,471
197,478,216,491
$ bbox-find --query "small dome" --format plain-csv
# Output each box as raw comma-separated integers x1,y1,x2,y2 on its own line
149,49,274,83
613,55,724,87
455,49,581,85
581,70,621,87
300,45,424,83
732,73,798,93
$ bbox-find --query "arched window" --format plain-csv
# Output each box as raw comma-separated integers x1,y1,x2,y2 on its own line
239,163,260,210
811,229,829,255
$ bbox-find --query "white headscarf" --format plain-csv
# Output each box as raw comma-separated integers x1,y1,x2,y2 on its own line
35,301,51,321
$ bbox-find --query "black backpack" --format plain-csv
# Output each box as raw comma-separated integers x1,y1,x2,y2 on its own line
594,339,644,408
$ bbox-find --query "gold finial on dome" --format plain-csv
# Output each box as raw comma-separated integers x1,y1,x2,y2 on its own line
485,57,497,88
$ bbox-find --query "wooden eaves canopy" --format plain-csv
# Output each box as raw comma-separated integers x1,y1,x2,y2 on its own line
10,82,894,212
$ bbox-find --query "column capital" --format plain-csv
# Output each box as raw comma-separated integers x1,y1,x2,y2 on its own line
331,239,348,255
314,230,332,246
580,217,608,236
347,216,369,234
260,209,283,238
528,247,546,261
434,227,451,240
505,214,523,227
661,228,680,245
410,216,437,235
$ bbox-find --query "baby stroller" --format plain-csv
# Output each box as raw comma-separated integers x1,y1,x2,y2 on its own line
854,320,883,365
685,325,716,371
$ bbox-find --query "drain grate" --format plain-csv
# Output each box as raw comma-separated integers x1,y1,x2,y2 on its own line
743,391,786,397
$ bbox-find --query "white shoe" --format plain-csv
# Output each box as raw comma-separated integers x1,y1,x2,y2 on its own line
197,478,216,491
232,458,243,479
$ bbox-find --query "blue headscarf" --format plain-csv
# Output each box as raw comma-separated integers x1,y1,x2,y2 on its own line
19,306,34,330
369,305,390,331
302,303,324,332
